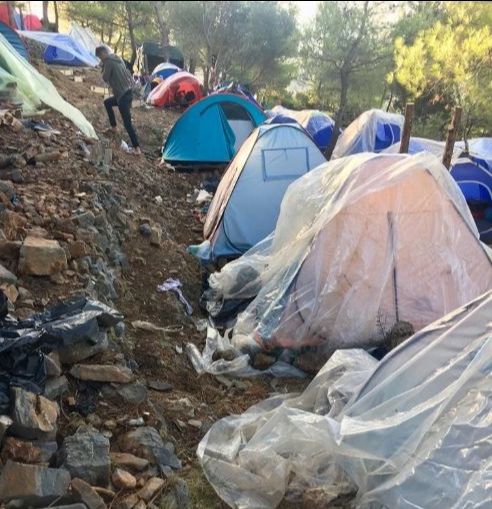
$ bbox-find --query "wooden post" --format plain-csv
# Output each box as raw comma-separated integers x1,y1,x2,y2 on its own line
442,107,462,169
399,103,414,154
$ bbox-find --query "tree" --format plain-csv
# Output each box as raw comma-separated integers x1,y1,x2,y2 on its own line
124,1,137,65
42,1,49,28
303,1,393,158
153,1,169,48
393,1,492,138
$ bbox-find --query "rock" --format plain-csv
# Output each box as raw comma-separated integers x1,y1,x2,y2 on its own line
147,381,173,393
1,283,18,303
115,494,139,509
0,181,15,200
44,505,87,509
45,352,62,377
58,332,109,365
70,364,134,384
0,210,27,240
133,501,146,509
149,227,161,247
86,414,103,428
60,428,110,486
139,224,151,238
103,419,117,431
110,453,149,472
128,418,145,427
118,427,181,471
0,240,21,260
71,478,107,509
187,420,202,430
72,211,96,228
19,237,68,276
1,437,57,465
69,241,90,259
115,382,148,405
293,351,327,375
0,263,17,285
252,353,277,370
112,469,137,490
0,415,13,442
92,487,115,502
28,226,50,238
10,388,59,440
44,376,69,400
0,461,70,505
137,478,165,502
131,321,168,333
160,478,191,509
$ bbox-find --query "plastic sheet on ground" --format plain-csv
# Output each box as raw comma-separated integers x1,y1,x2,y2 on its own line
0,295,123,413
208,152,492,353
0,32,97,138
198,290,492,509
186,327,307,379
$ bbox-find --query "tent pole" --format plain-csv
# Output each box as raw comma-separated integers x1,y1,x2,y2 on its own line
442,107,462,169
399,102,414,154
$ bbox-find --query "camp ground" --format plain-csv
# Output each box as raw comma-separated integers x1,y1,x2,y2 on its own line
0,2,491,509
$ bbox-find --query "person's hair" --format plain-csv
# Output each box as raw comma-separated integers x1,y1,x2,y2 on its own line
95,46,109,58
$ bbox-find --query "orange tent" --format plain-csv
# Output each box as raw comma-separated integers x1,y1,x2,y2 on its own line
147,71,202,108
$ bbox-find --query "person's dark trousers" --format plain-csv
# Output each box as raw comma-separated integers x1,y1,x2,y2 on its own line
104,90,139,148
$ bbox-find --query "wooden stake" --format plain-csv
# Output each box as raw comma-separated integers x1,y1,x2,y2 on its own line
442,107,462,169
399,103,414,154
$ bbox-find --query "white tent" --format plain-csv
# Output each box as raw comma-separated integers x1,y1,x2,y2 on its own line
69,22,104,55
201,123,326,261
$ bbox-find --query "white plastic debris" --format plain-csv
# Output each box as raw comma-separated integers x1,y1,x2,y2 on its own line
120,140,131,153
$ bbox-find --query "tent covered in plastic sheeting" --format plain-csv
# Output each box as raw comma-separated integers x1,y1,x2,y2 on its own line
0,21,28,59
19,30,99,66
333,109,403,158
208,152,492,353
268,105,337,151
383,136,448,159
201,123,326,262
0,32,97,138
198,290,492,509
69,22,103,55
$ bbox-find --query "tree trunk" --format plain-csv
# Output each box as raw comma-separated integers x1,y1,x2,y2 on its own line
189,58,196,74
125,1,137,66
153,1,170,54
325,71,349,160
203,65,210,93
53,1,59,32
42,1,49,29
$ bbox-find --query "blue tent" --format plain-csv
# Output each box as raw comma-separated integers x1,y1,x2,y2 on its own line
333,109,404,158
152,62,180,80
268,106,337,151
18,31,98,67
0,21,28,60
199,123,326,262
162,94,267,165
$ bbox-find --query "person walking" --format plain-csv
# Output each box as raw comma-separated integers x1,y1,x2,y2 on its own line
95,46,141,155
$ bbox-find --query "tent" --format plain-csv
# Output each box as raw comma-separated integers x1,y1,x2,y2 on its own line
201,123,327,261
162,94,267,165
19,31,99,67
208,152,492,352
0,32,97,138
0,3,15,28
198,290,492,509
212,82,262,110
333,109,404,158
152,62,180,80
69,23,103,55
136,42,184,75
23,14,42,31
0,21,28,59
147,71,202,108
268,105,337,151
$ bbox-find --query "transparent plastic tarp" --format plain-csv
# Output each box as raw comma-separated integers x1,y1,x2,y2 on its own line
198,290,492,509
333,109,404,158
0,33,97,138
69,23,104,55
209,152,492,353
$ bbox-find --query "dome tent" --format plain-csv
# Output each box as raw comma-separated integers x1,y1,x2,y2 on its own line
200,123,326,262
208,152,492,353
147,71,202,108
0,21,28,59
152,62,180,80
162,94,266,165
333,109,404,158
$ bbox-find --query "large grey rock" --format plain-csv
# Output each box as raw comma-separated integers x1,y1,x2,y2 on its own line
110,452,149,472
119,427,181,471
0,461,71,505
0,263,17,285
10,388,59,440
115,382,148,405
19,237,68,276
70,364,133,384
58,332,109,365
160,478,192,509
72,211,96,228
60,428,110,487
43,376,70,401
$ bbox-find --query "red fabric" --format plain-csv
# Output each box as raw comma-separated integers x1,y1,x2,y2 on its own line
23,14,42,30
0,3,15,27
147,71,203,108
